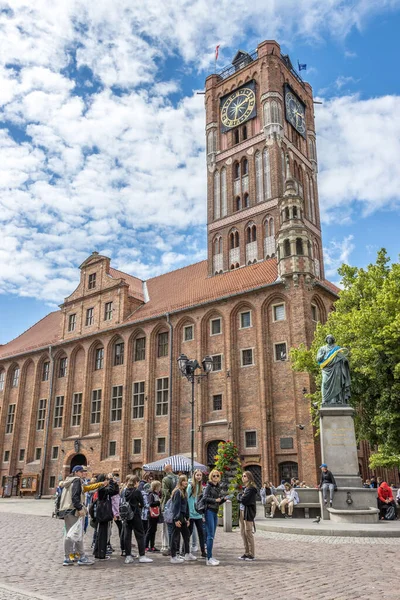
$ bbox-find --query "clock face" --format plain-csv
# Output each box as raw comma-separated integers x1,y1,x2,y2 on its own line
220,87,256,130
284,87,306,137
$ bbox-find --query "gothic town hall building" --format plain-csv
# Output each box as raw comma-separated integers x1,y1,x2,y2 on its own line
1,40,346,495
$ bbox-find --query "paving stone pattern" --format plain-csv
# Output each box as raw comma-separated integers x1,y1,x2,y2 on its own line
1,513,399,600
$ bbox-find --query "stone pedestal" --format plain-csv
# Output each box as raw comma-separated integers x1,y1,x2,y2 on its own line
319,406,379,523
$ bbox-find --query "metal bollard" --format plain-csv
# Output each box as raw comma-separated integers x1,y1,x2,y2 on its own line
223,500,232,532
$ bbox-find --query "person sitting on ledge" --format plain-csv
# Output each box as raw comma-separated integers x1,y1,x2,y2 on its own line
280,483,299,518
377,481,395,520
319,464,337,508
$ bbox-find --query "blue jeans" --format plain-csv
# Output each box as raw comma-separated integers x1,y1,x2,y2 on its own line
205,509,218,559
322,483,335,503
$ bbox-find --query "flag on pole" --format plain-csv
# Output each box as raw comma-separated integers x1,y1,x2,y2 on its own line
298,60,307,71
215,45,220,61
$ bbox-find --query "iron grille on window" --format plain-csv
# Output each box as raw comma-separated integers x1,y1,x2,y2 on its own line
91,390,102,424
158,332,169,358
111,386,123,421
71,393,82,427
95,347,104,370
53,396,64,428
114,342,124,366
245,431,257,448
6,404,16,434
133,382,145,419
213,394,222,411
156,378,169,416
134,337,146,361
36,398,47,430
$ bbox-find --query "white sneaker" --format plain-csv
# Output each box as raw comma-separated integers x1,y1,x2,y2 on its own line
139,555,153,563
124,555,134,564
184,553,197,561
170,556,184,564
270,514,275,518
191,545,199,552
206,557,220,566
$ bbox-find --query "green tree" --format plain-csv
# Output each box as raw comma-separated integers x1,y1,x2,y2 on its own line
214,440,243,526
291,249,400,468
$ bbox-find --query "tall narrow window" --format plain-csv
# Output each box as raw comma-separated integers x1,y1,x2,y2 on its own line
156,378,169,416
59,357,67,378
234,129,239,145
214,170,220,220
88,273,96,289
6,404,16,434
104,302,113,321
71,393,82,427
157,332,169,358
134,337,146,361
114,342,124,366
91,389,102,424
42,361,50,382
284,239,291,257
133,381,145,419
263,148,271,199
53,396,64,428
296,238,304,255
0,370,5,391
12,367,20,387
36,398,47,430
95,347,104,370
221,168,227,217
255,151,263,203
111,386,123,421
68,314,76,332
86,308,94,326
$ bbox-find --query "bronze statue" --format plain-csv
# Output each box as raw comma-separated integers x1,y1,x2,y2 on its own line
317,335,351,405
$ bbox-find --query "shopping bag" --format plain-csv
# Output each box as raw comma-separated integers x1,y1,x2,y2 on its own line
66,517,84,543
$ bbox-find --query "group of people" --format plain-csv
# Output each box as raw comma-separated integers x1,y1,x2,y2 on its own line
57,463,259,567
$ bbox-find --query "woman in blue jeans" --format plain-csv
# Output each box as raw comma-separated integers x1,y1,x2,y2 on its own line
203,469,227,566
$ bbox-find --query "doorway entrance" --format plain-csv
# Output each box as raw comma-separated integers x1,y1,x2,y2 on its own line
70,453,87,472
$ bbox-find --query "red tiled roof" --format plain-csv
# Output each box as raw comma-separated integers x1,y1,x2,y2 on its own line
109,267,144,301
320,279,340,296
128,259,279,321
0,311,62,359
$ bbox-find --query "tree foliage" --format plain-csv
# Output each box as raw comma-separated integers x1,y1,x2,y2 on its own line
290,250,400,468
214,440,243,525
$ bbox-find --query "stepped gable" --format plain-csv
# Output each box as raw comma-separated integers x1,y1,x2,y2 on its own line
0,311,62,359
125,258,279,321
109,267,144,301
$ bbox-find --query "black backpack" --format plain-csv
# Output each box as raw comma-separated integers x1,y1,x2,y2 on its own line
385,504,396,520
194,493,206,515
119,492,134,521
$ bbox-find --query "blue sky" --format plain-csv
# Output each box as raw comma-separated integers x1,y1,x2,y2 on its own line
1,1,400,344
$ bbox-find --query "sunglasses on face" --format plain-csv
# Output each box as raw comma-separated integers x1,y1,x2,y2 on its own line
212,475,220,478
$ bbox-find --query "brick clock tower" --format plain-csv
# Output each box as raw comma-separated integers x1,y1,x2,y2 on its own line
205,40,323,285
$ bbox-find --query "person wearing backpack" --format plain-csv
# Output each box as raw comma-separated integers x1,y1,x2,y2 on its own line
145,480,162,552
378,481,396,520
237,471,257,561
187,469,206,558
122,475,153,565
92,474,119,560
161,464,178,555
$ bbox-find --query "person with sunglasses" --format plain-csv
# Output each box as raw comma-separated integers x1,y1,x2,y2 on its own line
203,469,227,566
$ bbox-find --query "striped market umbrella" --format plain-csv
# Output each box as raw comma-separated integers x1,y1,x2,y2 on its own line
142,454,208,473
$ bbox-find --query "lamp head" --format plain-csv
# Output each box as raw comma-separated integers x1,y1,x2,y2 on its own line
202,355,213,373
177,354,189,374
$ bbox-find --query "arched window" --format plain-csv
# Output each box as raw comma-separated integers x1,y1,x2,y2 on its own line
284,239,291,257
313,241,321,278
263,148,271,199
263,101,270,127
235,196,241,211
221,168,227,217
234,162,240,179
0,369,4,392
293,206,298,219
306,174,311,219
234,129,239,145
213,170,220,220
281,148,286,188
255,151,263,203
235,231,239,248
242,125,247,140
285,207,290,220
242,158,248,175
310,177,316,223
243,192,249,208
296,238,303,255
207,130,216,155
230,230,239,249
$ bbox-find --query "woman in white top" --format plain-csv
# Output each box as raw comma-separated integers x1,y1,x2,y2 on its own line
280,483,298,518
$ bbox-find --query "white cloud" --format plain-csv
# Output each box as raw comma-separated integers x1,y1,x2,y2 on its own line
1,0,400,307
335,75,359,89
323,235,355,280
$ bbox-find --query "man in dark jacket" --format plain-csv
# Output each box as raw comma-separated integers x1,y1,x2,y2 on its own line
319,464,337,507
92,474,119,560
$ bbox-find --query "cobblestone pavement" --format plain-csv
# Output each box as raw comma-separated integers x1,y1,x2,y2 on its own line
1,512,399,600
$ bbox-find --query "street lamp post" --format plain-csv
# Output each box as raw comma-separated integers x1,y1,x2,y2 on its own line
177,354,213,475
